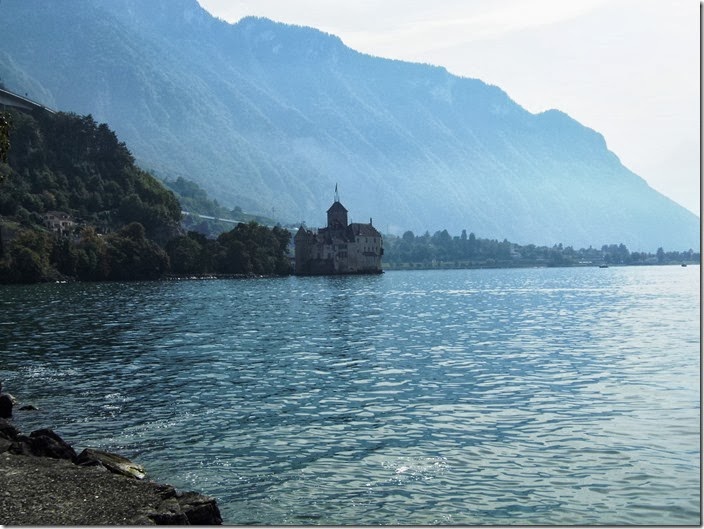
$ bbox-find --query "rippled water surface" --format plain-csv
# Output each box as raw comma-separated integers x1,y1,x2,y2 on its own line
1,266,700,525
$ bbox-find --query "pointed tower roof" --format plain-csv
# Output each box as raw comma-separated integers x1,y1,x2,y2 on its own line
327,201,347,213
328,183,347,213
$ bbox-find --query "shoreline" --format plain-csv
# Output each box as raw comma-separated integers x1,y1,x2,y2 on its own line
382,260,700,271
0,414,222,525
0,260,697,287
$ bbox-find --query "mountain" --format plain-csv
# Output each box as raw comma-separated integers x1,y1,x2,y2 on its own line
0,0,698,250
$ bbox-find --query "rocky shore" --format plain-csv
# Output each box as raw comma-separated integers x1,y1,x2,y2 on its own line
0,417,223,525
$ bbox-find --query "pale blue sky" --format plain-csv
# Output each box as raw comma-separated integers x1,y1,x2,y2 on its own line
198,0,700,216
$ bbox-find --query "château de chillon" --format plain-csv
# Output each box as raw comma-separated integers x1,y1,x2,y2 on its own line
294,187,383,275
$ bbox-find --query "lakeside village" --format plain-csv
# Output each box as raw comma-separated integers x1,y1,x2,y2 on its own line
0,91,699,284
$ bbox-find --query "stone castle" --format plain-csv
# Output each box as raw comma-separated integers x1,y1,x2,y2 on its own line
294,189,383,275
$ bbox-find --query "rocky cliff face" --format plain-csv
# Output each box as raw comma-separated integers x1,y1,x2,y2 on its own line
0,0,698,250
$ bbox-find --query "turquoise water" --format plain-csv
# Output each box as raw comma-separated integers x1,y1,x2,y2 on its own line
1,266,700,525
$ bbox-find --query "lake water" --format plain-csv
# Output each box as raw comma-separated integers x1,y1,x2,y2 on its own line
0,266,700,525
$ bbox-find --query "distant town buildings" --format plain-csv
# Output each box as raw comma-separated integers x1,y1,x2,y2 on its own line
294,189,383,275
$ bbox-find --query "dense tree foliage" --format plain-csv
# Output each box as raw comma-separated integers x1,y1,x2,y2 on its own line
383,230,700,269
1,218,291,283
0,109,292,283
0,112,10,165
165,222,292,277
0,109,182,241
104,223,170,281
163,176,279,238
164,176,231,219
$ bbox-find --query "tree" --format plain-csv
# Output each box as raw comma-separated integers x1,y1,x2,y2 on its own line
5,230,52,283
166,234,205,275
0,112,10,165
215,221,291,276
105,222,169,280
497,239,512,260
10,246,46,282
75,226,110,280
468,232,477,257
51,236,79,277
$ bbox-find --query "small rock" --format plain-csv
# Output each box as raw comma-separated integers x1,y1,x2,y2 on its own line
19,405,38,411
75,448,146,480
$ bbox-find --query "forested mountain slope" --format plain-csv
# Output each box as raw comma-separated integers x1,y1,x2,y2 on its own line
0,108,292,282
0,0,698,250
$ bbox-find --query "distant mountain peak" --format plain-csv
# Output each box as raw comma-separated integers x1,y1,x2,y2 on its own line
101,0,220,36
233,15,347,62
235,15,344,40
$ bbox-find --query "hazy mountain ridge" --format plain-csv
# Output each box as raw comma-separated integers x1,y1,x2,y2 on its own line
0,0,698,250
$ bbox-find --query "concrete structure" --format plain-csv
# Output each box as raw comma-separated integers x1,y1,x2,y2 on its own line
294,191,383,275
0,88,54,114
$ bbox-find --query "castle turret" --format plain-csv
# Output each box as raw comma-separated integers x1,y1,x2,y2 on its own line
327,186,348,231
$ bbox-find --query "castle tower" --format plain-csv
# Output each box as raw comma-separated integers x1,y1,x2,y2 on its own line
327,184,348,231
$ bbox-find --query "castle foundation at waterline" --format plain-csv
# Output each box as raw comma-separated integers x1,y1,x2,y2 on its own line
294,192,383,276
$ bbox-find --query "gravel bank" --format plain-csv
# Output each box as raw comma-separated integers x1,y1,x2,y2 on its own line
0,418,222,525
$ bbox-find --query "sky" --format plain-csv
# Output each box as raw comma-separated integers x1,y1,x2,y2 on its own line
197,0,700,216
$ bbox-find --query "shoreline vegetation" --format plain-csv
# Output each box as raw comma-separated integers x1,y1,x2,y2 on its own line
0,108,699,286
381,231,700,270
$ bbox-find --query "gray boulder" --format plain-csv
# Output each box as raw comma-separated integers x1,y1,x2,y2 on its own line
137,484,223,525
176,490,223,525
10,428,77,460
